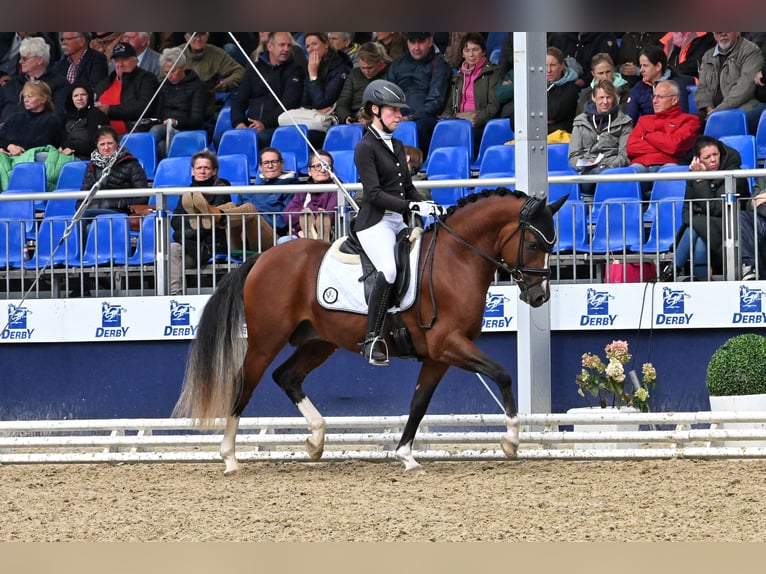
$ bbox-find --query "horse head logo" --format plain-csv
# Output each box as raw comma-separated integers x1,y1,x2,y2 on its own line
662,287,689,307
586,288,613,307
7,303,30,327
485,292,509,311
101,302,126,322
739,285,763,306
170,300,194,319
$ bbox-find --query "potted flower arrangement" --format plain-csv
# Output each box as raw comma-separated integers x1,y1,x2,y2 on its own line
575,340,657,412
706,333,766,447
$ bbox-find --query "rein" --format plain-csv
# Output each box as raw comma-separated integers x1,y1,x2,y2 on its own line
416,196,555,329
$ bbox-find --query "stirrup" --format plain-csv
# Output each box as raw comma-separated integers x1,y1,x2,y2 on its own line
361,336,389,366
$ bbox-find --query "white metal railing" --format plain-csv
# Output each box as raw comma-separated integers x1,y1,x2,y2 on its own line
3,411,766,464
1,168,764,298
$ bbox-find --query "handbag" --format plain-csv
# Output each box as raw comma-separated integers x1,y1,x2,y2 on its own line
278,107,336,132
605,260,657,283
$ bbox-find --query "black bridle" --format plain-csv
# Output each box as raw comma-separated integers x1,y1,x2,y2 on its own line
417,196,557,328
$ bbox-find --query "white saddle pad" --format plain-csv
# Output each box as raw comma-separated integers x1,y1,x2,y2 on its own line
316,229,423,314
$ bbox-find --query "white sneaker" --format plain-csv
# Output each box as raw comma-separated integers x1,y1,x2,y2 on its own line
742,263,757,281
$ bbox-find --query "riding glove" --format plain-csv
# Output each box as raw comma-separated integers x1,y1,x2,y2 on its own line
409,201,446,217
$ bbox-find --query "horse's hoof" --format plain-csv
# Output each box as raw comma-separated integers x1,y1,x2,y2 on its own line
501,435,519,458
305,438,324,461
223,467,239,477
404,463,425,474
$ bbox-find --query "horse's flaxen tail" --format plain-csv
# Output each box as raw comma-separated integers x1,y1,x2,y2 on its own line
172,256,259,426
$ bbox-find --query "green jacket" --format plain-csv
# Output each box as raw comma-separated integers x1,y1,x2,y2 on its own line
0,145,75,191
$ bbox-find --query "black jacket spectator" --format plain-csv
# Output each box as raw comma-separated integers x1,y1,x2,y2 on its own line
0,106,62,149
95,66,160,133
232,52,305,130
79,149,148,212
52,47,109,92
156,69,207,130
0,70,68,121
302,47,353,109
549,33,620,86
60,81,110,160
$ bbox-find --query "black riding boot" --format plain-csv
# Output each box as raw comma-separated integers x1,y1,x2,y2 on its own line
361,271,393,366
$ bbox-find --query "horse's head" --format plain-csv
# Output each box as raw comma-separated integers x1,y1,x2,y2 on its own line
502,192,566,308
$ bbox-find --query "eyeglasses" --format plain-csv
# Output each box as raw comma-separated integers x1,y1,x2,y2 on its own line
309,163,330,171
261,159,282,166
60,35,82,42
652,94,676,100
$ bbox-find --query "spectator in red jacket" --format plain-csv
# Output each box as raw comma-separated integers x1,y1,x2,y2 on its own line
627,79,701,195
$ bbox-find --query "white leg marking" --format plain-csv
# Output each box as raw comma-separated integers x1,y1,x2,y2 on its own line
297,397,326,460
500,415,520,458
395,443,424,473
221,416,240,476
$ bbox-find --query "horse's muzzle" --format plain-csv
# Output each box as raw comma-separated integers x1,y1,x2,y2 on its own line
519,280,550,308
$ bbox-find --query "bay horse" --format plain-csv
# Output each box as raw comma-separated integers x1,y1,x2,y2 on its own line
173,188,566,474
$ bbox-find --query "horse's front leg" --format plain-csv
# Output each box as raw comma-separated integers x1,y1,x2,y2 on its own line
395,359,449,473
432,333,520,459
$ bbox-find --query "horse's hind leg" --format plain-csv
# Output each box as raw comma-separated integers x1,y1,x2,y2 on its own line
272,340,337,460
395,359,449,473
221,415,241,476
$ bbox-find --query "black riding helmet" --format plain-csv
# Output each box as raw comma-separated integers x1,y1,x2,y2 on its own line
363,79,406,133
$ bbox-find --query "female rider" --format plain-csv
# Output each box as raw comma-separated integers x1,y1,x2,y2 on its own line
353,79,445,365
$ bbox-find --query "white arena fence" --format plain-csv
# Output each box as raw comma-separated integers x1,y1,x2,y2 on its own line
4,411,766,464
1,167,765,300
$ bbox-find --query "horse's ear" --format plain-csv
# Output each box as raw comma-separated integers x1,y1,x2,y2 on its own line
547,195,568,215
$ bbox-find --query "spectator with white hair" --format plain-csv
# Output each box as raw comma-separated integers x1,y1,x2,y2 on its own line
150,47,207,157
0,36,68,121
122,32,161,76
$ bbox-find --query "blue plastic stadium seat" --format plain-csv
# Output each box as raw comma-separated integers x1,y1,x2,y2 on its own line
270,124,310,174
77,213,132,266
218,128,260,178
477,144,515,178
149,156,192,211
426,146,470,206
7,161,47,212
120,132,157,180
393,121,418,149
423,119,473,172
323,123,364,153
591,166,641,223
589,199,644,254
756,109,766,163
330,149,359,184
23,216,81,269
703,109,748,138
719,134,757,193
128,212,158,266
472,118,514,170
167,130,209,157
0,218,28,268
55,160,88,190
553,200,589,253
217,153,250,187
547,143,570,172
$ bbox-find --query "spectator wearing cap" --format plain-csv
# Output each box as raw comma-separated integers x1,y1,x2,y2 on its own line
121,32,161,77
386,32,453,156
94,41,160,136
53,33,108,92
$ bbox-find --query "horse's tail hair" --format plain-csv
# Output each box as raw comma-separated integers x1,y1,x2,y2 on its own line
172,256,259,426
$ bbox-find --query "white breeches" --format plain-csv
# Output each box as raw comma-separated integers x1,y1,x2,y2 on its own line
356,211,407,283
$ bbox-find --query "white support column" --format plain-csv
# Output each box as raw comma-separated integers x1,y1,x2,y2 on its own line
513,33,552,415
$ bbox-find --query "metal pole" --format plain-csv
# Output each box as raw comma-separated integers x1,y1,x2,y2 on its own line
513,32,552,415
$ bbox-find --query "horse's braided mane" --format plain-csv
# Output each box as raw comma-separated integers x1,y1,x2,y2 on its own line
441,187,529,221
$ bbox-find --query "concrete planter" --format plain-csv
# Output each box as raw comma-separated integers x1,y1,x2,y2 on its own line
708,393,766,448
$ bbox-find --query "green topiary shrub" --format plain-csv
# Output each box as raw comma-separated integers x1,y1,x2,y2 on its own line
706,334,766,396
